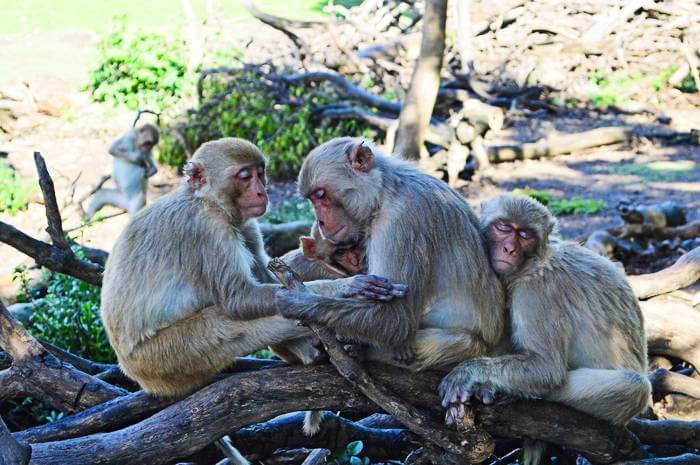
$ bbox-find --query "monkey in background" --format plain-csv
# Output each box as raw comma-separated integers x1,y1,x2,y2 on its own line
617,200,687,228
101,138,406,397
85,123,160,218
440,194,650,464
280,137,505,371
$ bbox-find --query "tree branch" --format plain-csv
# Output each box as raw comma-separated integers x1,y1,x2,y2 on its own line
33,152,70,250
628,247,700,299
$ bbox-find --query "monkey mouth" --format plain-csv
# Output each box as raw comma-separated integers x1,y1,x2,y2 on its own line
327,225,349,243
491,259,516,274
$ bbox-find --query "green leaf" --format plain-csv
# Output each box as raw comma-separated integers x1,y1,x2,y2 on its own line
346,440,364,456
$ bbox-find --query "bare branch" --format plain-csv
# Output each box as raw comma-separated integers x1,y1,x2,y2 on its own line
33,152,70,250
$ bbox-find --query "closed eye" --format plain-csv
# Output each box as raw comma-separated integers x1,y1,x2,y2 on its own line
495,222,512,233
312,188,326,200
237,168,251,179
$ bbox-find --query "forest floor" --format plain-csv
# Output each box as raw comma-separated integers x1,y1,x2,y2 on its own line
2,76,699,301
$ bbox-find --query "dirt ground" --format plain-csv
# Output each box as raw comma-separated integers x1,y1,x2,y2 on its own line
1,82,699,301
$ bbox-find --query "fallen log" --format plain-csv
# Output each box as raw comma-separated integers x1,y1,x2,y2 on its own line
613,453,700,465
642,297,700,369
25,365,643,465
611,221,700,242
628,419,700,449
486,126,631,162
259,220,313,256
628,247,700,300
1,416,30,465
649,369,700,399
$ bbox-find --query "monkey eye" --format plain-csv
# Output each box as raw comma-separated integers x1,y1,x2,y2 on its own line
495,222,512,233
237,168,252,180
312,188,326,200
518,229,534,240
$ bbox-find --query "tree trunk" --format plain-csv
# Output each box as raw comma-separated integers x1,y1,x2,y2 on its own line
393,0,448,160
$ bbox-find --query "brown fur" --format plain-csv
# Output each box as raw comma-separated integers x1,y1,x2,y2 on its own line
441,194,651,435
283,137,506,371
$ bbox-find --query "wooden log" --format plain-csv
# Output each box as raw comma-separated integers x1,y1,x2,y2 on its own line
26,365,643,465
642,297,700,369
232,411,412,460
649,369,700,399
613,453,700,465
628,247,700,300
611,221,700,242
259,220,313,257
461,98,504,131
628,419,700,449
486,126,631,162
0,415,29,465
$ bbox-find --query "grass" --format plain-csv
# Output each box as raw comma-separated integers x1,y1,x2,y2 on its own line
513,188,606,216
0,0,358,34
604,160,696,183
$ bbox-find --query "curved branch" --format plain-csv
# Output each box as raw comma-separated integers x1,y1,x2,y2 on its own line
628,247,700,299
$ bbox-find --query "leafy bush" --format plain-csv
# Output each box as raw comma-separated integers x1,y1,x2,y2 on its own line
265,199,314,224
513,188,606,216
85,16,189,112
16,250,114,363
0,161,34,216
160,67,379,179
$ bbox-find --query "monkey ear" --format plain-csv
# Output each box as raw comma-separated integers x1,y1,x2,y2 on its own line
348,142,374,173
184,161,206,190
300,236,317,258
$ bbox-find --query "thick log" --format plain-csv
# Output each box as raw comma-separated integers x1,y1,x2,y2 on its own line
487,126,631,162
259,220,313,257
642,297,700,369
613,453,700,465
233,411,412,460
461,98,504,131
26,365,642,465
628,419,700,449
629,247,700,299
649,369,700,399
393,0,448,160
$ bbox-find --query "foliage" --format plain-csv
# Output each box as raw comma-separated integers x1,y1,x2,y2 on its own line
588,67,697,108
17,250,114,363
0,161,34,216
329,440,371,465
84,16,189,112
514,188,606,216
160,66,379,179
264,199,314,224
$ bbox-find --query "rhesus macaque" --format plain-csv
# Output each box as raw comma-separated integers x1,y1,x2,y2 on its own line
280,137,505,371
101,138,406,397
296,221,365,278
86,123,160,218
617,200,687,227
440,195,651,454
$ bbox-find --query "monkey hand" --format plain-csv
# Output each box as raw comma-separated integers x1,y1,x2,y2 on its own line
439,365,495,426
393,345,416,365
341,275,407,302
146,165,158,178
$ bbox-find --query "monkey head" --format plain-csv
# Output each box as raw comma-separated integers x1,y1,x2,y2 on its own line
480,194,555,276
136,123,160,153
185,138,269,222
299,222,365,277
298,138,383,245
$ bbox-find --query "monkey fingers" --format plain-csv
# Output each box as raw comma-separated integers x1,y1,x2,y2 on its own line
393,346,416,365
444,403,466,426
344,275,407,302
471,384,495,405
439,368,478,407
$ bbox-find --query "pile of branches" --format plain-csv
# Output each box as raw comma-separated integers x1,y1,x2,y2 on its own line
0,154,699,465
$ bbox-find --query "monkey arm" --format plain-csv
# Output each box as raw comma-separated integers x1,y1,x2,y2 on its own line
108,134,143,164
440,287,571,406
144,154,158,178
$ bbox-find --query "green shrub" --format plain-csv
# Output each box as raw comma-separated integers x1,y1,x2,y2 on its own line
84,16,189,112
160,67,379,179
329,440,371,465
265,200,314,224
18,250,114,363
513,188,606,216
0,161,33,216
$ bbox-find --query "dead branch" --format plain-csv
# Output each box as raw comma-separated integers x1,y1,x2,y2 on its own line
649,369,700,399
1,415,29,465
628,419,700,449
629,247,700,299
33,152,70,250
267,257,494,465
613,453,700,465
232,411,412,460
0,299,125,413
393,0,448,160
611,221,700,241
643,297,700,369
24,365,643,465
486,126,631,162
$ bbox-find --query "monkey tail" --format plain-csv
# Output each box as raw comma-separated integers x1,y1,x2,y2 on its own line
522,439,547,465
303,410,324,436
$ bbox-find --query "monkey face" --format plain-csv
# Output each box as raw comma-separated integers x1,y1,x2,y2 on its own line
487,220,537,275
307,187,360,244
231,164,268,220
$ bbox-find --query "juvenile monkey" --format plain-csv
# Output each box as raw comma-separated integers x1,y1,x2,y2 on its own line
280,137,505,371
86,123,160,218
101,138,406,397
297,221,365,278
617,200,687,227
440,195,650,462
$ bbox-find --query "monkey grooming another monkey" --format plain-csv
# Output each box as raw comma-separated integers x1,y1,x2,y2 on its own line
280,137,505,370
101,138,406,397
440,194,651,463
86,123,160,218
